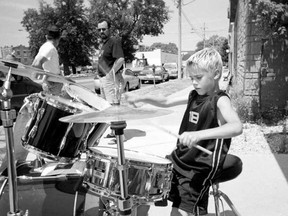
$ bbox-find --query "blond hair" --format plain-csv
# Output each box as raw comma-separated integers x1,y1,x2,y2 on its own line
186,48,223,76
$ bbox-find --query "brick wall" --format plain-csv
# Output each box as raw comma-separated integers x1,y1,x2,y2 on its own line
233,0,261,113
231,0,288,118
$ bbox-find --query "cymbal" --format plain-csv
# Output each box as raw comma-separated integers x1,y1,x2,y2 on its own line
0,60,75,84
59,105,173,123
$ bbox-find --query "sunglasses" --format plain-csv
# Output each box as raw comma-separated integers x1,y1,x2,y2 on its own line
98,28,108,32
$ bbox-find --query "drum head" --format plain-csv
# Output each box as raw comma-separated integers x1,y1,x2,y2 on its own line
45,94,94,113
89,146,172,165
65,84,111,111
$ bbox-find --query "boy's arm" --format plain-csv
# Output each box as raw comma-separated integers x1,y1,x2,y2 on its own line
179,96,243,148
125,93,188,108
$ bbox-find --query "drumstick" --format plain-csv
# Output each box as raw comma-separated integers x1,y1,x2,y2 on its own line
150,123,212,155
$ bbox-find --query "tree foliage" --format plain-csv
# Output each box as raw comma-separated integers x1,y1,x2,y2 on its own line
21,0,170,73
21,0,95,75
149,42,178,54
88,0,170,62
195,35,229,63
249,0,288,40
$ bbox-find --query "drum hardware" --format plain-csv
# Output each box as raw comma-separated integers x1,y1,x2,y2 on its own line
59,102,174,216
0,61,24,216
85,146,173,215
30,156,46,169
111,121,132,216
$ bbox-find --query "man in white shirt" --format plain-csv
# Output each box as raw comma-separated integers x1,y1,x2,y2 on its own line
32,25,63,95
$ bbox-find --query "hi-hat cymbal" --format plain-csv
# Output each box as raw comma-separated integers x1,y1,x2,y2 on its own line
0,60,74,84
59,105,173,123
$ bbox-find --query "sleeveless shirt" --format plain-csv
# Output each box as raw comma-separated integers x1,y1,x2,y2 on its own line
167,90,231,179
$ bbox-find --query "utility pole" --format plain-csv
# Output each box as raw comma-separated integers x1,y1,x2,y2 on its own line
177,0,182,79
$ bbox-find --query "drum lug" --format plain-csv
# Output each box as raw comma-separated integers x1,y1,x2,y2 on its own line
58,123,73,156
28,107,45,139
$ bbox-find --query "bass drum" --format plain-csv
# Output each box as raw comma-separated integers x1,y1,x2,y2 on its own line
0,163,104,216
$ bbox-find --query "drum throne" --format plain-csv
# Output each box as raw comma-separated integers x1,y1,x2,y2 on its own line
209,154,242,216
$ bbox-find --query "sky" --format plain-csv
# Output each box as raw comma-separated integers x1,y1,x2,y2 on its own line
0,0,230,51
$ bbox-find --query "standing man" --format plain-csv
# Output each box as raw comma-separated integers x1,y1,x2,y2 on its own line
97,18,125,104
32,25,63,95
97,18,125,139
0,26,65,174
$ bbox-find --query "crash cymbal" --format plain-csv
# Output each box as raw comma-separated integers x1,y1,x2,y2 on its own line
64,83,111,111
59,105,173,123
0,60,35,78
0,60,75,84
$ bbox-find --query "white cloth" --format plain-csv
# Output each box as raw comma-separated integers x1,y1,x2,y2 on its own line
35,41,60,75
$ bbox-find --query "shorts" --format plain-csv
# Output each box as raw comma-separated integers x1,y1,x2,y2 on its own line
99,72,124,104
168,170,209,215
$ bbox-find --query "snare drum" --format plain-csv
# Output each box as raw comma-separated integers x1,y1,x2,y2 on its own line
84,147,173,203
22,93,94,162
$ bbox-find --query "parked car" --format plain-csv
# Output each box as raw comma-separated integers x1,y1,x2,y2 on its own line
122,68,141,92
163,62,178,79
0,75,42,124
93,68,141,93
138,66,169,84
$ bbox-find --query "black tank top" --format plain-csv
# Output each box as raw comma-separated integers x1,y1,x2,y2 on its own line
167,90,231,179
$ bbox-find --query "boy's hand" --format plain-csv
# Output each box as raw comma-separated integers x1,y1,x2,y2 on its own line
179,131,201,148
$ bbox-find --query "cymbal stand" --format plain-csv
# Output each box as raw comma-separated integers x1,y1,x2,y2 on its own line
0,61,23,216
110,121,132,216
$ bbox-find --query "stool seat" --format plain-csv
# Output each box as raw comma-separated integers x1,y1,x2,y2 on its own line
212,154,242,184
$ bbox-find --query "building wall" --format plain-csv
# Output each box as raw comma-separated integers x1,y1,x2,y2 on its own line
0,45,33,65
231,0,288,117
13,45,33,65
233,0,261,102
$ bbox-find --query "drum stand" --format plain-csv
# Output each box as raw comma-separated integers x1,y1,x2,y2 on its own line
110,121,132,216
0,61,24,216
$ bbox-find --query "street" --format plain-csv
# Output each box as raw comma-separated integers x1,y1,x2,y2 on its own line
71,75,172,93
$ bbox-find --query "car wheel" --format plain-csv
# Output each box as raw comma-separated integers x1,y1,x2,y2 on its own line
124,83,129,92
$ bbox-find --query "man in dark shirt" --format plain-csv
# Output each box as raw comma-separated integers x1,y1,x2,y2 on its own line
97,18,124,104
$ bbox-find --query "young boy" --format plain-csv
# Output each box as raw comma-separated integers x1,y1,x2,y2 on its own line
125,48,243,216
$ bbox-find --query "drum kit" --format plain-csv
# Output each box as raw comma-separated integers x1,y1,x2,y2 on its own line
0,60,175,216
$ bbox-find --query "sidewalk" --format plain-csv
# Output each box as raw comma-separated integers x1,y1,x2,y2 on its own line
1,85,288,215
100,85,288,216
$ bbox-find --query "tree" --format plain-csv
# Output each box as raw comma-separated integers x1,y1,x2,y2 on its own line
195,35,229,63
88,0,170,62
22,0,95,75
249,0,288,40
150,42,178,54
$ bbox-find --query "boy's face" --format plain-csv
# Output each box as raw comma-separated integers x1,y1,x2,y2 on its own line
189,68,217,95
